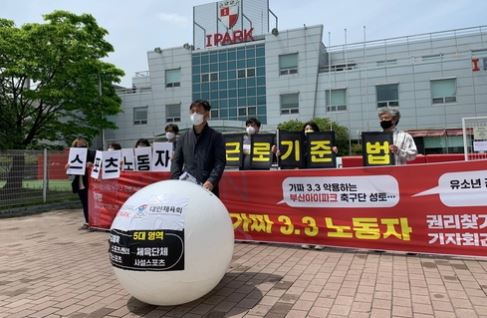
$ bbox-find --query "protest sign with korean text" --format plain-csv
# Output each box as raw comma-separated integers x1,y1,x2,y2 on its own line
88,160,487,257
306,131,336,169
151,142,172,172
278,130,304,169
250,134,274,170
67,148,88,175
121,148,136,171
91,151,103,179
135,147,152,171
102,150,121,179
223,134,244,167
361,132,395,166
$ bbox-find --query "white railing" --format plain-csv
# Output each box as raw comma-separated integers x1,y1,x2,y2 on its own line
327,25,487,52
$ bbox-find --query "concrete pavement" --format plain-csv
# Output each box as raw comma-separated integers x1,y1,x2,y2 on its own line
0,210,486,318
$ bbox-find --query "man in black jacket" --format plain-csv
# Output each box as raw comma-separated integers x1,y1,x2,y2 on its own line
170,100,226,197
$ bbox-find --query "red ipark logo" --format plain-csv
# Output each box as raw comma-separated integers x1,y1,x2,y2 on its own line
219,0,239,29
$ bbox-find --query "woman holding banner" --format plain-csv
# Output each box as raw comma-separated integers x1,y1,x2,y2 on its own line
67,137,95,230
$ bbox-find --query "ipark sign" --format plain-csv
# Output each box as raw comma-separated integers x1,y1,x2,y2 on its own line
205,0,254,47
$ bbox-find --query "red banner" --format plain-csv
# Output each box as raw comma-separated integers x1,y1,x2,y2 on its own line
89,160,487,257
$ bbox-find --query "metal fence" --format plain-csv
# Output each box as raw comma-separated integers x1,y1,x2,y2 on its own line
0,149,77,211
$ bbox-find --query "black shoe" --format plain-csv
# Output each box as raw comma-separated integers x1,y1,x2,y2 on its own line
78,223,89,230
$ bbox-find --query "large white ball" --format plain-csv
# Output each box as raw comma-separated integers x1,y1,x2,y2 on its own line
109,180,234,305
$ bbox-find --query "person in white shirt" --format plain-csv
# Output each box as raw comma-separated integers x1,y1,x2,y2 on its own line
378,107,417,165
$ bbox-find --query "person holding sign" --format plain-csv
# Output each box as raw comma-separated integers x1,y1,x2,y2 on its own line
301,122,337,250
108,143,122,151
135,138,150,148
66,137,95,230
303,122,338,164
171,100,226,196
378,107,417,165
241,117,261,170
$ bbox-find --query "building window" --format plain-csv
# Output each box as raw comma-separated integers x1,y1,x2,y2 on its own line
238,107,247,117
237,69,246,78
322,63,357,72
326,89,347,112
376,59,397,67
133,106,148,125
237,106,257,118
422,54,443,62
376,84,399,107
237,68,255,79
280,93,299,114
279,53,298,75
165,69,181,88
431,79,456,104
165,104,180,123
211,109,219,119
191,44,267,123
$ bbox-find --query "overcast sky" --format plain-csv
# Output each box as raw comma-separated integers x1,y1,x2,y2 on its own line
3,0,487,87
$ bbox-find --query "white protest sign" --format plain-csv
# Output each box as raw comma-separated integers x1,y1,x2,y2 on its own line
135,147,152,171
413,170,487,207
121,148,135,171
473,141,487,152
151,142,172,171
90,151,103,179
67,148,87,175
102,150,121,179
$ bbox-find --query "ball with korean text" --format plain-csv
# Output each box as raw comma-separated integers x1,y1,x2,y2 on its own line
109,180,234,305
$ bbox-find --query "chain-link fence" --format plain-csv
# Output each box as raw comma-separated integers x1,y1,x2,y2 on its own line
0,149,77,211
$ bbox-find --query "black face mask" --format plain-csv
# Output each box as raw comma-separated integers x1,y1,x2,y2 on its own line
380,120,393,129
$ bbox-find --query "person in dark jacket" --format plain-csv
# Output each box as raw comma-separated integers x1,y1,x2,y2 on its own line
241,117,261,170
170,100,226,197
67,137,95,229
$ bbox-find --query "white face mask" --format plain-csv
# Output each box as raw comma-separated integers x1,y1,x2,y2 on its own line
246,126,256,135
166,132,175,140
190,112,204,126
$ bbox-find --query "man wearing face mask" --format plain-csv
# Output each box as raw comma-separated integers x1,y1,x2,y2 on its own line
241,117,261,170
378,107,417,165
170,100,226,196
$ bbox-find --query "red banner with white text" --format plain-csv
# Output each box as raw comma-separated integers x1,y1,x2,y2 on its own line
88,160,487,257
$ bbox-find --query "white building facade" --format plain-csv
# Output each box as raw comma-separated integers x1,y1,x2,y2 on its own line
106,0,487,154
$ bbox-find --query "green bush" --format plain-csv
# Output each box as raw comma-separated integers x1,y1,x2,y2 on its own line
351,143,363,155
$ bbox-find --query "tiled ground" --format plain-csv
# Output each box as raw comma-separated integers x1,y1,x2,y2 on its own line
0,210,487,318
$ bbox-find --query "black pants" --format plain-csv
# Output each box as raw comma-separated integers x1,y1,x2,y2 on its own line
78,189,89,224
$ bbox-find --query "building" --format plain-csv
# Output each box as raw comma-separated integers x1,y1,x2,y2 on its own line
105,0,487,154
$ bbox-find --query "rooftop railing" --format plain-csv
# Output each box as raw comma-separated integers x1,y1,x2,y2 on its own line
327,25,487,52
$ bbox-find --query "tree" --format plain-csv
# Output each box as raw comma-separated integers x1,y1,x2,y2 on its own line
0,11,124,190
277,118,350,156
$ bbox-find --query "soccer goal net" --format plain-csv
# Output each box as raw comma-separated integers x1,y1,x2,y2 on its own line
462,116,487,161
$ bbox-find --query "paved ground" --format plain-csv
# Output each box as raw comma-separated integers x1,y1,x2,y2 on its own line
1,210,487,318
